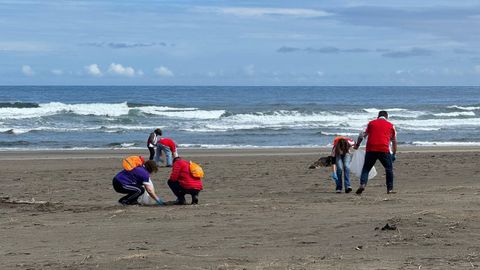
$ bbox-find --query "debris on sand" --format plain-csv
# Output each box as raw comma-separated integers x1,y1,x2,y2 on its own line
381,223,397,231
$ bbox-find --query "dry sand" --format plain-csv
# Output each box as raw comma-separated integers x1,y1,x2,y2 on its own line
1,147,479,269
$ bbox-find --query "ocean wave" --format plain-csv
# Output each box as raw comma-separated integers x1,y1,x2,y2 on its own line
0,101,224,120
319,131,358,137
363,108,407,113
447,105,480,111
395,117,480,128
137,106,225,119
178,144,324,149
411,141,480,146
433,111,475,117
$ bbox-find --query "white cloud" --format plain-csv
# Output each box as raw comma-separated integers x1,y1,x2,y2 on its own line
85,64,102,77
244,64,255,76
51,69,63,75
108,63,136,77
21,65,34,76
154,66,174,77
137,70,144,76
201,7,332,18
317,71,324,76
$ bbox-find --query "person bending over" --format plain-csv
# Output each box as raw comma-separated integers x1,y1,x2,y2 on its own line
154,130,179,167
112,160,164,205
331,136,355,193
168,157,203,205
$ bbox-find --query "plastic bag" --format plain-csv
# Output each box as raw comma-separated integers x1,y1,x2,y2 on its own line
350,150,377,180
137,191,157,205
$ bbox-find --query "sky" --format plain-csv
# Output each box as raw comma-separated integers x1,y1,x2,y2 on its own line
1,0,480,85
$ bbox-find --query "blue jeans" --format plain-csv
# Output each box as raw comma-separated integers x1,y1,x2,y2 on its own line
360,151,394,191
155,144,173,166
335,154,351,191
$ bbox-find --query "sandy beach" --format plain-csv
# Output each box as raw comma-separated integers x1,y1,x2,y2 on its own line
1,147,479,269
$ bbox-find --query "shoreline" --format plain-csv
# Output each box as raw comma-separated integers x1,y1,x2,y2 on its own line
0,145,479,160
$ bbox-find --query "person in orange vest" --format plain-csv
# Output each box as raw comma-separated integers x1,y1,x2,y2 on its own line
167,157,203,205
331,136,355,193
354,110,397,194
154,129,178,167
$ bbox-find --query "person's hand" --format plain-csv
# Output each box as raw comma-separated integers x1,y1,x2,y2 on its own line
353,144,359,150
155,198,164,206
331,172,338,181
391,154,396,162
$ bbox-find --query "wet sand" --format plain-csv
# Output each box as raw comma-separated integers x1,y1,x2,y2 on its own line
1,147,479,269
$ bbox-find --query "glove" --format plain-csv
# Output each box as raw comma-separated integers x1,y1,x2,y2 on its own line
155,198,164,206
331,172,338,181
391,154,396,162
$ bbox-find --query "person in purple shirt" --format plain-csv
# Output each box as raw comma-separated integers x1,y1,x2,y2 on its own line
112,160,164,205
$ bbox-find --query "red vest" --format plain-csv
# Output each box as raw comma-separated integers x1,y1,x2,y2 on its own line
169,159,203,190
158,138,177,153
365,118,396,153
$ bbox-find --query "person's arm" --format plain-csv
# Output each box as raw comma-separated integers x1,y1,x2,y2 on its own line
354,131,367,149
148,133,155,148
169,140,177,154
391,126,397,155
168,161,181,182
144,181,164,205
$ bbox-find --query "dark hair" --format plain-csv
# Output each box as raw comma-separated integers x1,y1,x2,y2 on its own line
378,111,388,118
144,160,158,174
154,128,162,136
173,157,181,163
335,138,351,156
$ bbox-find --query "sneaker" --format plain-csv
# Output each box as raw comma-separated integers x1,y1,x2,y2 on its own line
191,194,199,205
346,187,352,193
335,190,342,194
356,186,365,195
387,190,397,194
174,199,187,205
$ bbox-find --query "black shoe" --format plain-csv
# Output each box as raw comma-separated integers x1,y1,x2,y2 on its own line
191,194,199,205
174,199,187,205
346,187,352,193
356,187,365,195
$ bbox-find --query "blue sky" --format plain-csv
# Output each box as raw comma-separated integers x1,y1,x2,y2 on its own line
1,0,480,85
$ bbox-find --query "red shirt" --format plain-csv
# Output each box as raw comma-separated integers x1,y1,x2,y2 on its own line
169,159,203,191
158,138,177,153
364,118,396,153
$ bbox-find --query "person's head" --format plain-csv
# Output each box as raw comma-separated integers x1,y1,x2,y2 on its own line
144,160,158,174
378,111,388,119
154,128,162,136
335,138,351,156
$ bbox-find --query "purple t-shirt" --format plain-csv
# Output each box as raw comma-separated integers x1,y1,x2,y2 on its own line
114,166,150,187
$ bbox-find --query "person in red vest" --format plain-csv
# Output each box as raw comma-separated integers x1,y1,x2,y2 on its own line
354,110,397,194
154,129,179,167
167,157,203,205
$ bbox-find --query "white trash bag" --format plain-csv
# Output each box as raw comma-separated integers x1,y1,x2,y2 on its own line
350,150,377,180
137,191,157,205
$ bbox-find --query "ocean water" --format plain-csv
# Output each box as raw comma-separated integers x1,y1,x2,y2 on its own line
0,86,479,150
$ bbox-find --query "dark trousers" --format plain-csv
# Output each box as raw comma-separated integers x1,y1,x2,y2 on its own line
360,151,394,191
168,180,199,202
148,147,155,160
112,178,145,205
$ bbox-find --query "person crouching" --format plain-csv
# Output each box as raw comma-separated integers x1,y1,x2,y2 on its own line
167,157,203,205
112,160,164,205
